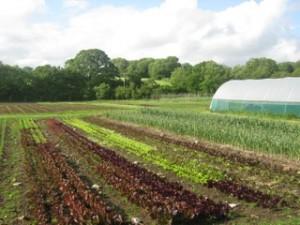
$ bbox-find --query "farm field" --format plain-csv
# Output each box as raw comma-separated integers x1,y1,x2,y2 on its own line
0,98,300,224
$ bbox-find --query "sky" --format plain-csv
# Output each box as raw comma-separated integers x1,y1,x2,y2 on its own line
0,0,299,68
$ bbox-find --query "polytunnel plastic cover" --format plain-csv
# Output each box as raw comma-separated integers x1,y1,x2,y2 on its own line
210,77,300,116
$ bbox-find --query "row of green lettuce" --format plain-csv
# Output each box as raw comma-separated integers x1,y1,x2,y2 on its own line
64,118,224,184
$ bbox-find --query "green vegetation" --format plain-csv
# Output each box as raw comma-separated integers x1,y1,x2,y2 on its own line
65,118,154,156
0,100,299,224
0,108,105,120
0,119,6,158
1,48,300,102
154,78,172,86
259,217,300,225
105,108,300,159
0,120,27,223
21,119,46,143
65,118,224,183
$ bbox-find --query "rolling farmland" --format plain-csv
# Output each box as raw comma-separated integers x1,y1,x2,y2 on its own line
0,99,299,224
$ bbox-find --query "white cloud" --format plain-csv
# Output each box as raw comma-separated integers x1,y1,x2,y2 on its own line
63,0,88,9
0,0,299,67
0,0,46,65
268,39,300,62
0,0,45,18
184,0,290,65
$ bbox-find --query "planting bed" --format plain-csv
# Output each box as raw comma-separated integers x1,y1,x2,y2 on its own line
0,103,118,115
45,119,229,224
0,100,300,224
1,118,231,224
0,119,6,158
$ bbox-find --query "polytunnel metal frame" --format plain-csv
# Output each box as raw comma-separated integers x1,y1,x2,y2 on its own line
210,78,300,116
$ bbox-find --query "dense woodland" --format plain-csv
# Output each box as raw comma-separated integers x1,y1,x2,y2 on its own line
0,48,300,102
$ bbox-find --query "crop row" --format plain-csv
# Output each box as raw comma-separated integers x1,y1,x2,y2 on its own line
0,119,6,158
64,118,289,210
104,108,300,159
21,129,62,223
206,180,288,209
1,104,43,114
64,118,224,183
0,103,116,115
21,119,46,143
47,118,229,223
21,122,129,224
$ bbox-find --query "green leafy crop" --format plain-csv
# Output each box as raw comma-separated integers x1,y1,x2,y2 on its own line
64,118,223,183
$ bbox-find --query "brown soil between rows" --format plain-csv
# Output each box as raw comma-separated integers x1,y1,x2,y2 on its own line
0,103,119,114
66,117,300,224
90,116,300,176
41,119,242,224
39,120,157,225
89,140,297,225
84,116,300,206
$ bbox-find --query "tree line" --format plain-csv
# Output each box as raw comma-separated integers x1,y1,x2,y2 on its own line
0,48,300,102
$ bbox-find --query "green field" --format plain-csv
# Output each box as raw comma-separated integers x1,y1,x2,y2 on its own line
100,97,300,159
0,98,299,224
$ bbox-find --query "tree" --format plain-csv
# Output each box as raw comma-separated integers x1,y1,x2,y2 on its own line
241,57,278,79
292,67,300,77
293,60,300,70
230,65,244,79
65,49,119,99
94,83,113,99
112,58,155,89
124,61,142,88
0,64,29,102
134,58,155,78
149,56,181,79
60,69,86,101
137,79,159,99
186,63,205,94
115,86,133,99
31,65,86,101
125,58,155,86
277,62,294,73
111,58,129,74
186,61,230,95
32,65,56,101
199,61,231,95
170,63,192,93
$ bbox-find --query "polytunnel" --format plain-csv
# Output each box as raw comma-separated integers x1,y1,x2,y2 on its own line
210,77,300,116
